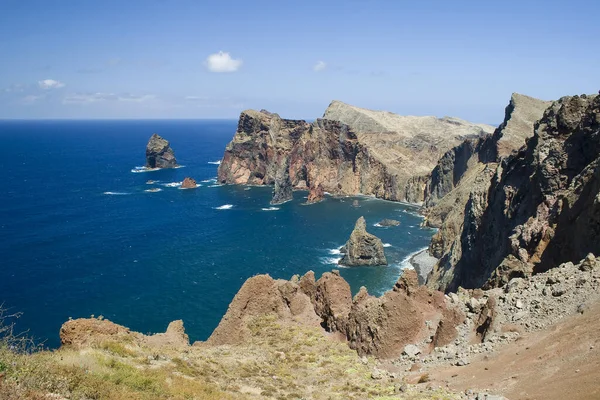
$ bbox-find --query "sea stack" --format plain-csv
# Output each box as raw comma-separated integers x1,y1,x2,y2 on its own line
339,216,387,266
146,133,178,169
180,177,197,189
270,157,293,205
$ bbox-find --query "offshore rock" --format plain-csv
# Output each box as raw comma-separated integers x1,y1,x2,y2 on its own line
339,217,387,266
378,218,400,227
180,177,197,189
428,94,600,291
145,133,177,168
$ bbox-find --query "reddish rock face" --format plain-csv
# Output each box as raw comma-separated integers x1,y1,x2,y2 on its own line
206,268,463,360
180,177,197,189
306,184,325,204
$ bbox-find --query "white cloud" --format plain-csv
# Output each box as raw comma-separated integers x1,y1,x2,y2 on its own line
63,92,156,104
21,94,45,104
205,51,242,73
313,61,327,72
38,79,65,89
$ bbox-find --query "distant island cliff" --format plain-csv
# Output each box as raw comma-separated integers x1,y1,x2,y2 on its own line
217,102,494,203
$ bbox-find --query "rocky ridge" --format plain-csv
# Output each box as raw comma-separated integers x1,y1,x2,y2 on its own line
427,94,600,292
145,133,178,168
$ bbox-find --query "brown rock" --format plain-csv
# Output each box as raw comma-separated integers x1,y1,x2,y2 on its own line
145,133,177,168
307,184,325,204
313,272,353,333
475,296,498,342
339,217,387,266
60,318,135,348
180,177,197,189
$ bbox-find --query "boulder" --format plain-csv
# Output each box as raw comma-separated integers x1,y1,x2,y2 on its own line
339,217,387,266
145,133,177,168
180,177,197,189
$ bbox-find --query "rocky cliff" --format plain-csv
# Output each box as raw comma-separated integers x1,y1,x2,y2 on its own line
423,94,550,260
146,133,178,168
428,94,600,292
218,103,494,203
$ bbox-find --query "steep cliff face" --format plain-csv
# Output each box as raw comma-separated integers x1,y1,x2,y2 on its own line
218,110,402,200
428,94,600,292
423,93,550,260
323,100,495,202
218,103,494,203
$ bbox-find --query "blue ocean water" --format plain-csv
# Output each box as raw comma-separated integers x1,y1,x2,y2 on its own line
0,120,435,348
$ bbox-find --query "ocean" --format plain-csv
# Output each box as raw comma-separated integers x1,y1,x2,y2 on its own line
0,120,435,348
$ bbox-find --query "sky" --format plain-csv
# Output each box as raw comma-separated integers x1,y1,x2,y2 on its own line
0,0,598,123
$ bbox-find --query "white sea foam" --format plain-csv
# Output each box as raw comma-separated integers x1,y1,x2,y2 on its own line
261,207,280,211
146,180,158,185
383,243,392,248
214,204,233,210
178,184,200,190
201,178,216,183
207,160,222,165
162,182,182,187
244,187,251,191
208,184,222,188
131,166,160,173
103,191,130,195
328,248,342,255
320,256,342,265
144,188,163,193
400,209,425,219
373,223,383,227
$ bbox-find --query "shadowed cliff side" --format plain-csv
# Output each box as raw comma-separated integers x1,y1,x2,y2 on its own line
428,94,600,292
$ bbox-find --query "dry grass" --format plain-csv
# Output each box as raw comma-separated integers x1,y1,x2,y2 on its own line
0,311,459,399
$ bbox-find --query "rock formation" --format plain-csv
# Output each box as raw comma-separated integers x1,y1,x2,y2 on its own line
428,94,600,292
60,318,189,349
270,156,293,205
145,133,177,168
306,183,324,203
218,103,493,203
339,217,387,266
378,218,400,227
180,177,197,189
208,268,464,359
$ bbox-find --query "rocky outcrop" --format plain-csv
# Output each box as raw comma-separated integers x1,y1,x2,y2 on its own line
60,318,189,349
218,104,493,203
306,183,324,204
145,133,177,168
270,157,293,205
377,218,400,227
180,177,197,189
339,217,387,266
208,268,464,359
428,94,600,292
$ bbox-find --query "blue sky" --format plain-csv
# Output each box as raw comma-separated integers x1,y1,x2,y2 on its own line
0,0,598,122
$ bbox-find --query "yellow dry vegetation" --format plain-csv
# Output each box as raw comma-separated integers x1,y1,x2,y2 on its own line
0,315,459,400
